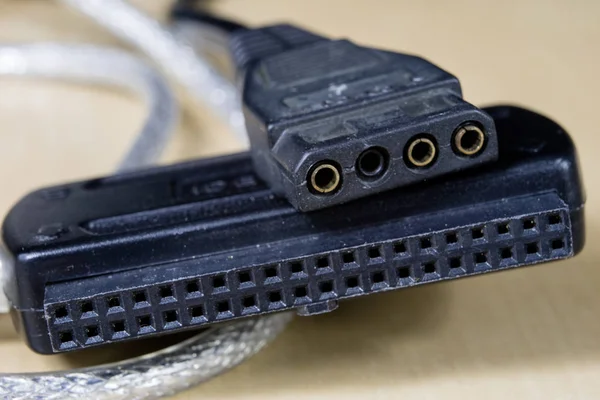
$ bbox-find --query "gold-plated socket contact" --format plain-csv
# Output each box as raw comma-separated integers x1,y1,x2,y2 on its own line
406,137,437,168
453,124,486,156
308,163,342,194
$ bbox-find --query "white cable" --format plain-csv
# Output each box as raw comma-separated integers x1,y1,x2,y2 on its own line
0,42,179,316
0,314,292,400
0,4,293,397
0,44,177,171
59,0,247,143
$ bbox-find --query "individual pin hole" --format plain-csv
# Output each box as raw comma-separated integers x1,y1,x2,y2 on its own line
356,147,389,180
346,276,360,288
294,286,308,298
452,123,487,157
446,232,458,244
551,238,565,250
420,237,432,249
397,266,411,279
523,218,536,230
449,257,462,269
107,296,120,309
368,246,382,259
212,275,226,289
405,135,437,168
163,310,178,324
548,213,562,225
371,271,386,283
238,270,252,283
189,305,204,319
526,242,539,255
216,300,230,313
186,280,200,294
342,251,355,264
474,252,488,264
500,247,513,259
55,306,68,319
471,227,485,239
59,331,73,344
264,265,279,278
80,301,94,314
393,241,407,254
422,262,436,274
290,261,304,274
159,285,174,299
242,295,257,308
111,320,125,333
319,280,334,293
268,291,282,303
137,315,152,329
85,326,99,338
307,161,342,195
497,222,510,235
133,291,147,304
316,257,329,269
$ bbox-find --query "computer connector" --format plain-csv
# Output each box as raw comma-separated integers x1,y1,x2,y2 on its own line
231,24,498,211
2,106,583,354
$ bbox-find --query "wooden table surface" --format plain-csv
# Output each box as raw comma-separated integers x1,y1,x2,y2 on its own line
0,0,599,398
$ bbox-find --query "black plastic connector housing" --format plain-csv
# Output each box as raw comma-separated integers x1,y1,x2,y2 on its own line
232,24,498,211
1,106,584,354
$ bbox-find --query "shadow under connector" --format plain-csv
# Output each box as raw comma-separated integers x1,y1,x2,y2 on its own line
2,106,583,354
233,24,498,211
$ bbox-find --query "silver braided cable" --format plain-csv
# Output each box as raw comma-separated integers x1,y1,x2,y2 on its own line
0,39,292,398
0,314,292,400
59,0,247,143
0,42,179,316
0,44,177,172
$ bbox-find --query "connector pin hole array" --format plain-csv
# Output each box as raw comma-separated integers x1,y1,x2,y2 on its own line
48,210,571,350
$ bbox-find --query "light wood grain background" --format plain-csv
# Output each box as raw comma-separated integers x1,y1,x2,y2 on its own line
0,0,598,398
